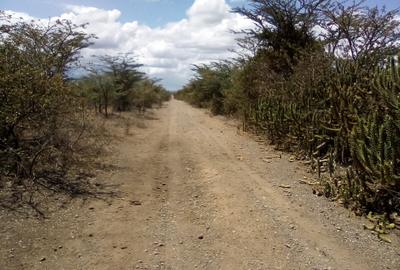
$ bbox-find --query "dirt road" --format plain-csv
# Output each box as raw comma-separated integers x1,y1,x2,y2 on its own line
1,99,399,270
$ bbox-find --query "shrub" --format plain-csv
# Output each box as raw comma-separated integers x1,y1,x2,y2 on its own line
0,13,98,210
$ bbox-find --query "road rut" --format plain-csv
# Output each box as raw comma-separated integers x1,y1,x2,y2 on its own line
1,99,399,270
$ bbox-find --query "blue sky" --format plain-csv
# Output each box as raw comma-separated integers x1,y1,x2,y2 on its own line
1,0,399,90
2,0,398,27
1,0,246,27
2,0,190,27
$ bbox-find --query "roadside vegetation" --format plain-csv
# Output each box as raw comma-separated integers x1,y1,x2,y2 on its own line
175,0,400,223
77,54,170,117
0,12,170,213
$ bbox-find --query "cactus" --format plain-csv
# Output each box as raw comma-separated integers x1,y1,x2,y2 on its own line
348,56,400,210
350,114,400,185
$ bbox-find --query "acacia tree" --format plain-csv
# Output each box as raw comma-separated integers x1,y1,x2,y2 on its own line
234,0,331,73
97,54,144,112
133,78,170,111
235,0,400,69
78,72,115,117
83,54,172,115
322,2,400,68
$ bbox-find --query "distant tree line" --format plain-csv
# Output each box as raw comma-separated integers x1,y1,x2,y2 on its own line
77,54,170,117
175,0,400,214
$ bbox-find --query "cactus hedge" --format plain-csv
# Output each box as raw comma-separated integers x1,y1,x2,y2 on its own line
176,54,400,213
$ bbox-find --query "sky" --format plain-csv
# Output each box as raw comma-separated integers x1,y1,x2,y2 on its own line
1,0,399,90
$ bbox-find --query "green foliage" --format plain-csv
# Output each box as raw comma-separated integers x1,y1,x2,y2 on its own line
348,56,400,210
76,74,115,116
234,0,328,72
175,63,236,115
133,79,171,110
98,54,145,112
79,55,170,116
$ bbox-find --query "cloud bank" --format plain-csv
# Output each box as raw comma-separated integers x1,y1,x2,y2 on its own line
6,0,252,90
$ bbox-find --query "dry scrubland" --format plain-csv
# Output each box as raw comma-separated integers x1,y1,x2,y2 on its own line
1,0,400,269
1,100,400,270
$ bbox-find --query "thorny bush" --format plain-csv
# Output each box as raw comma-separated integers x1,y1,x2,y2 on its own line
0,12,103,212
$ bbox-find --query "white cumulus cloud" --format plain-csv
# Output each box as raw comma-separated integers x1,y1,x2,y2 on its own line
5,0,253,90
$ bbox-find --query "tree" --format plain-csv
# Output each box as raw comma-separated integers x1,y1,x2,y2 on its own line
322,2,400,68
77,73,115,117
96,54,144,112
82,55,170,115
234,0,330,72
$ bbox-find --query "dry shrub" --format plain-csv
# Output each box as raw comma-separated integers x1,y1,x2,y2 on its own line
0,13,114,214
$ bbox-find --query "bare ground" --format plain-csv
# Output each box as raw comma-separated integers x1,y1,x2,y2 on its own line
1,99,399,270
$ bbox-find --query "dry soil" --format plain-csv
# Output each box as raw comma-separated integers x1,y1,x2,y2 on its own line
1,99,399,270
